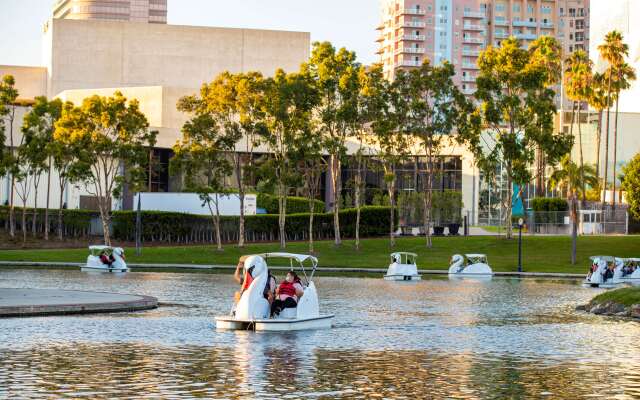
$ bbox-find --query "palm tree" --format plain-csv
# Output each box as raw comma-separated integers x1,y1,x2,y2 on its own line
563,50,593,205
597,30,628,211
587,73,611,182
609,62,636,208
549,155,598,264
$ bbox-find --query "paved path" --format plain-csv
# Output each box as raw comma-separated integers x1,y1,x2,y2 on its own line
0,261,585,279
0,288,157,318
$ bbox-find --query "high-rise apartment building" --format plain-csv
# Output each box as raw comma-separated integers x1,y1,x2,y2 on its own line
377,0,589,99
53,0,167,24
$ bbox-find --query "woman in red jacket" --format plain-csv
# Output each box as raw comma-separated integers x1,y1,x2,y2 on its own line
271,271,304,316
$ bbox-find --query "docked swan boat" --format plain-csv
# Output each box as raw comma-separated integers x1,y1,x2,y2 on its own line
614,258,640,285
583,256,619,288
449,254,493,276
215,253,334,331
384,252,421,281
81,245,129,273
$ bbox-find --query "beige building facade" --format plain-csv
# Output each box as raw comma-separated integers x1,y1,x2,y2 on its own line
53,0,167,24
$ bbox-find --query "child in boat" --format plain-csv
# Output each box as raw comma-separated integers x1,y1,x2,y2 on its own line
233,255,275,304
99,249,115,266
271,271,304,316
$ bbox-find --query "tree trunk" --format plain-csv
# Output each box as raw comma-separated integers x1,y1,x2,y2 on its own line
571,191,577,265
612,97,620,210
99,203,112,246
601,72,613,217
44,157,52,240
308,199,315,253
577,104,586,205
424,150,434,248
9,175,15,238
57,181,65,240
278,183,287,249
22,198,27,245
595,110,602,180
214,195,222,251
32,182,38,237
354,157,362,251
331,155,341,246
388,178,396,248
505,172,513,240
235,154,245,248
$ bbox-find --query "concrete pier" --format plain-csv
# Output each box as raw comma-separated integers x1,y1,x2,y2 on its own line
0,288,158,318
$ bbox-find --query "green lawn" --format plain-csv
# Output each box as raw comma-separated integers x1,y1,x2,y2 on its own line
0,235,638,274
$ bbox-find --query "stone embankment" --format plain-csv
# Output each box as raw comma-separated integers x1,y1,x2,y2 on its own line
577,287,640,320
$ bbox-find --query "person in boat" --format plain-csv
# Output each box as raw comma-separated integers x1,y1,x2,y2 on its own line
622,261,637,276
603,261,615,281
233,255,276,304
99,249,115,267
271,270,304,316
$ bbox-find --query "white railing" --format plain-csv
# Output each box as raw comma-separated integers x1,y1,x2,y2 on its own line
402,21,426,28
494,19,510,26
463,24,485,31
462,50,481,56
395,47,425,55
464,11,485,18
461,63,479,69
512,20,537,27
402,34,426,41
399,60,422,67
399,8,426,15
461,75,476,82
463,36,484,44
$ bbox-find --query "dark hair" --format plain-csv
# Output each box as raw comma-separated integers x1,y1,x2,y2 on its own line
287,270,300,283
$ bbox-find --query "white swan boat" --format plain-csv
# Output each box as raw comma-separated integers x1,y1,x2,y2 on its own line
384,252,421,281
583,256,620,288
449,254,493,276
583,256,639,288
81,245,129,273
215,253,334,331
613,258,640,285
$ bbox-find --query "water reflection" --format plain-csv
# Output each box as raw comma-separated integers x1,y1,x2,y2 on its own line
1,342,639,399
1,270,640,398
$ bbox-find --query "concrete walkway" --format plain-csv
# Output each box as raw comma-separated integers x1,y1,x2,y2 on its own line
0,261,585,279
0,288,158,318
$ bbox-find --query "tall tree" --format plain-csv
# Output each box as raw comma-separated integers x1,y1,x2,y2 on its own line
260,69,318,249
597,30,628,212
530,37,563,197
302,42,360,247
192,71,265,248
621,152,640,221
55,92,155,245
401,60,465,248
0,75,19,238
172,93,236,251
549,155,597,264
21,97,63,238
462,37,572,239
587,73,612,183
609,62,636,209
563,50,594,204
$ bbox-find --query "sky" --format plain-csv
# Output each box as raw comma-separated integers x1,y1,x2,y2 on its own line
0,0,380,67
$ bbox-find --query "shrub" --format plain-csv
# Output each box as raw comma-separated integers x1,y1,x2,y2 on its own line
256,193,325,214
530,197,568,212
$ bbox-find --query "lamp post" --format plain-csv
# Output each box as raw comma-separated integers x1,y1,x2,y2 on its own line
517,217,524,273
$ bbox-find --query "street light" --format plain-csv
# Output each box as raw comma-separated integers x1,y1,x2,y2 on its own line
517,217,524,273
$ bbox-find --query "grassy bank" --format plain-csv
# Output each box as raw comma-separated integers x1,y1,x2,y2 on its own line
0,235,638,274
591,287,640,307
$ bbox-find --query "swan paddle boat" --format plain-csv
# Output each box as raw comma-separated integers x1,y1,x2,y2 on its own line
384,252,421,281
583,256,620,288
448,254,493,276
215,253,334,331
81,245,129,273
614,258,640,285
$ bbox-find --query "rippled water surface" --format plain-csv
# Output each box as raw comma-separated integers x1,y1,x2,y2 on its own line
1,269,639,399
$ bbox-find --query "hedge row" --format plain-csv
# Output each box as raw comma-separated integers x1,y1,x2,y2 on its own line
112,206,392,244
257,193,325,214
530,197,568,212
0,206,97,237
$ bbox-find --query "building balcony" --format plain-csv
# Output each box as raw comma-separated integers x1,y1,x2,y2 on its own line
462,36,484,44
376,35,385,43
494,19,510,26
463,24,484,31
515,32,537,40
395,46,425,55
461,63,479,70
399,7,426,15
398,60,422,67
540,22,554,29
462,87,476,95
376,24,385,31
464,11,485,19
494,32,510,39
401,34,426,41
512,20,537,28
461,75,476,82
401,21,426,28
462,49,481,56
376,48,385,55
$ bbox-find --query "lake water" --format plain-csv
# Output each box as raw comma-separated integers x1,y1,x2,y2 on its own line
1,269,639,399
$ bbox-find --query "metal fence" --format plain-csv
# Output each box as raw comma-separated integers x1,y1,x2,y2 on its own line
526,209,629,235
